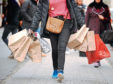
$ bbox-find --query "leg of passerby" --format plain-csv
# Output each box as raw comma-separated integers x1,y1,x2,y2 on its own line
2,25,18,59
50,34,58,79
57,20,71,82
2,25,11,46
79,51,86,57
2,25,13,59
11,26,18,35
94,61,101,68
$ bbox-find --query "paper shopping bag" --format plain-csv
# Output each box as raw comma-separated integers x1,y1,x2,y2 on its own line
87,31,96,51
8,29,27,45
28,40,42,63
0,16,2,27
74,35,87,52
68,25,89,49
14,36,32,62
86,34,110,64
8,36,26,52
8,29,28,52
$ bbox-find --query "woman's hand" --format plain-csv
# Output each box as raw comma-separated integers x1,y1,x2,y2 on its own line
98,15,104,20
28,29,34,34
19,21,23,26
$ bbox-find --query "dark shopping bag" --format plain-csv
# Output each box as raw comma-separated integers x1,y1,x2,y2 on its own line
86,34,110,64
100,30,113,44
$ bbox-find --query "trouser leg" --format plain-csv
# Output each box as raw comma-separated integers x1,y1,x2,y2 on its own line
50,34,58,70
57,20,72,70
2,25,11,45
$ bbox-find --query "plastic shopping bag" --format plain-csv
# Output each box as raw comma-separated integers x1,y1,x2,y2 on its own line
86,34,110,64
35,28,51,54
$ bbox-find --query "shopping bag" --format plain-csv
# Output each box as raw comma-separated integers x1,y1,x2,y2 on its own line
74,35,87,52
8,36,26,52
74,31,96,52
28,39,42,63
40,38,51,53
87,31,96,51
8,29,28,51
0,16,2,27
68,25,89,49
100,30,113,44
86,34,110,64
14,36,32,62
35,32,51,54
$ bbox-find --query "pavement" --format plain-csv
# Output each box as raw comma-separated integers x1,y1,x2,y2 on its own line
0,28,27,84
0,28,113,84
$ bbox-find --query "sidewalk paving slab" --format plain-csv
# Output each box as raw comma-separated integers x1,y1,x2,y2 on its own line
4,50,113,84
0,28,27,84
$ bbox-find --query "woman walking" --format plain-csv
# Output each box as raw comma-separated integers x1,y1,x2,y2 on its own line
85,0,111,68
29,0,84,81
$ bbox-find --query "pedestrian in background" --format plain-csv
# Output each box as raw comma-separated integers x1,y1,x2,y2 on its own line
85,0,111,68
20,0,48,56
1,0,8,28
2,0,24,58
75,0,86,57
29,0,84,82
20,0,39,30
76,0,86,16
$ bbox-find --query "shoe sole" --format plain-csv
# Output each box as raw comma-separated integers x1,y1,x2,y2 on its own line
52,77,58,79
57,73,64,82
94,65,100,68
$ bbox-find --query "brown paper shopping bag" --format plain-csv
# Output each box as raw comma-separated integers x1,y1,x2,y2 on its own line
8,36,26,52
8,29,28,52
68,25,89,49
14,36,32,62
74,36,87,52
74,31,96,52
28,40,42,63
87,31,96,51
0,16,2,27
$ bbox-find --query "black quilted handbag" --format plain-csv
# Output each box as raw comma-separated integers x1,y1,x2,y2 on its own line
100,29,113,44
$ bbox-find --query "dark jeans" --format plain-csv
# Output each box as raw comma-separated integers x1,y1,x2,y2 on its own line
79,51,86,57
50,19,73,70
2,24,18,46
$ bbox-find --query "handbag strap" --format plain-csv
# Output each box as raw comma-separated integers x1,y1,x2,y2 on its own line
64,13,69,21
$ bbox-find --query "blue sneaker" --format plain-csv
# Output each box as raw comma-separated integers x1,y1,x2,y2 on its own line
52,70,58,79
57,70,64,82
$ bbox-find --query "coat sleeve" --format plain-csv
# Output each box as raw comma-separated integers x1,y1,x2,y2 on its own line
71,1,85,29
30,0,42,31
103,6,111,23
85,6,90,27
21,1,32,22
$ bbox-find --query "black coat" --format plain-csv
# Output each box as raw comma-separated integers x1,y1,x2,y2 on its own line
30,0,85,38
6,0,20,26
20,0,37,29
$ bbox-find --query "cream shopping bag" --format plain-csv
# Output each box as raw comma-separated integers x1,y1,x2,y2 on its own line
74,31,96,52
28,39,42,63
74,36,87,52
0,16,2,27
68,25,89,49
87,31,96,51
8,29,28,52
14,36,32,62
